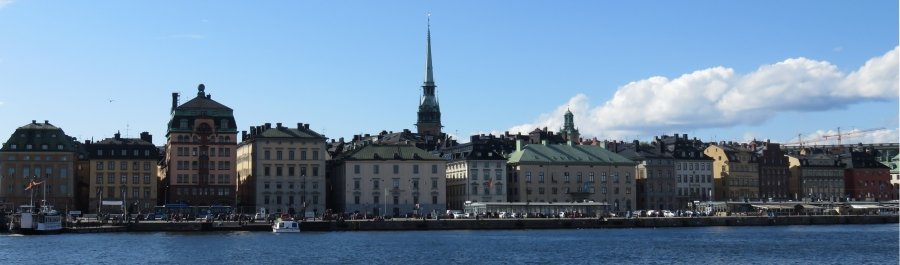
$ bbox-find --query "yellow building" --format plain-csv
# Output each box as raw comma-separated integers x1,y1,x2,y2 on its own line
87,132,160,213
704,143,760,201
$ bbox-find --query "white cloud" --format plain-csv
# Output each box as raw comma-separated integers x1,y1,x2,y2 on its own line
789,128,899,146
168,34,206,39
0,0,13,9
509,47,899,140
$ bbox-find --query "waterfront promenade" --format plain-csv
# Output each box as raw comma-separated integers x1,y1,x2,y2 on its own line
56,214,899,233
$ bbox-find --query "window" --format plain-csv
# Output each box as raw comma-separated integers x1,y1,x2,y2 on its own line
97,162,104,170
144,175,151,184
288,166,295,177
264,166,271,177
300,150,307,160
373,180,380,189
432,165,438,174
526,172,532,183
96,174,103,184
354,179,360,190
539,172,545,183
301,166,307,176
276,167,283,177
373,165,379,174
264,150,271,160
108,173,115,184
312,166,319,177
392,179,399,188
276,151,282,160
312,150,319,160
289,150,295,160
432,195,438,204
393,165,399,174
354,196,360,205
354,165,360,174
133,175,140,184
412,179,419,189
413,165,419,174
431,178,438,189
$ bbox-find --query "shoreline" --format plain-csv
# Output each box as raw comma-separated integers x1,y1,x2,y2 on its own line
43,214,899,233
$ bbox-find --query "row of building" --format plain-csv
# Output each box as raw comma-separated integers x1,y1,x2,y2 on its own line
1,23,898,217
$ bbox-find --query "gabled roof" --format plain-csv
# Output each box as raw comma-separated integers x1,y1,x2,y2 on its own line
508,143,635,165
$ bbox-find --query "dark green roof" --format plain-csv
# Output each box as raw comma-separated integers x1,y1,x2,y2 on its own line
339,144,442,161
0,120,77,152
508,143,635,165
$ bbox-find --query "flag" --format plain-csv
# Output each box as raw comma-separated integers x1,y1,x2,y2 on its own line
24,180,43,190
487,180,493,188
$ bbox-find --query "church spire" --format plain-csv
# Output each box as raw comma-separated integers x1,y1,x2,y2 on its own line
424,14,435,88
416,13,442,137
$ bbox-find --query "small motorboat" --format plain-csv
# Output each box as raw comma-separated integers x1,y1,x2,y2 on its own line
272,214,300,233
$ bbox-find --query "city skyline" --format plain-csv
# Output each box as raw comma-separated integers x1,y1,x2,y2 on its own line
0,1,897,146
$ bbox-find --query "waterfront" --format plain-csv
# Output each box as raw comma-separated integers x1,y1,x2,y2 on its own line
1,224,897,264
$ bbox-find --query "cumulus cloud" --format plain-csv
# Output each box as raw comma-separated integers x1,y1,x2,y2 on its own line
509,47,899,140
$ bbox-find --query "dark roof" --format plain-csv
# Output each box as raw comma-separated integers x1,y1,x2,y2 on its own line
337,144,442,161
176,96,232,111
87,136,161,160
0,120,77,152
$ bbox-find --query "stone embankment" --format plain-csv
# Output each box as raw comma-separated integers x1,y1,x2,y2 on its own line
57,215,898,233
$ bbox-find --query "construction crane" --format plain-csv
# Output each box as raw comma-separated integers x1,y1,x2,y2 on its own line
782,133,829,147
821,127,887,146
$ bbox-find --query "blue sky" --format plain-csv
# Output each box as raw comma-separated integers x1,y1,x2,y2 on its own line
0,1,897,146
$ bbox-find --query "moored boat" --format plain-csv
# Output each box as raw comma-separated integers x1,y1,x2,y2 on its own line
272,214,300,233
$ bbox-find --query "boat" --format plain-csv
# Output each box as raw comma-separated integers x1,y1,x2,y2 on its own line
272,214,300,233
7,179,63,235
9,204,63,235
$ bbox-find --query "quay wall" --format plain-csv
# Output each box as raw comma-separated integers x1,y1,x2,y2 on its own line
302,215,899,232
51,215,898,233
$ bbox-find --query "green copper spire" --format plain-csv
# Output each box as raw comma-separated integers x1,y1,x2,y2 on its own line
417,13,442,136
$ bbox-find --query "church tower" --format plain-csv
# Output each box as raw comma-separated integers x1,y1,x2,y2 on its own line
416,16,442,136
559,108,580,143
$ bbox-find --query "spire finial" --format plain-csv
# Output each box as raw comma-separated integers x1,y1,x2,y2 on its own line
423,12,434,86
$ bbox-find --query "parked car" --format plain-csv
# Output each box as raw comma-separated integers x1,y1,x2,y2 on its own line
661,210,675,217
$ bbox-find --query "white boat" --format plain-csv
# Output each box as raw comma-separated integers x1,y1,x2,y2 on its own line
272,216,300,233
9,205,63,235
8,180,63,235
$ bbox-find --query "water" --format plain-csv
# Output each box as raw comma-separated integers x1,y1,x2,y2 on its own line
1,224,897,264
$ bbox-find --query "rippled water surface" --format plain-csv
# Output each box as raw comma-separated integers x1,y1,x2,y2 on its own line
1,224,897,264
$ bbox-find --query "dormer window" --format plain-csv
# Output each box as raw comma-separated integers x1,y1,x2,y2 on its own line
26,144,32,150
220,119,229,129
56,144,63,150
10,144,16,149
180,119,188,129
41,144,48,150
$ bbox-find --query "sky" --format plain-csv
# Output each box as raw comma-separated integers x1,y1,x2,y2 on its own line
0,1,897,147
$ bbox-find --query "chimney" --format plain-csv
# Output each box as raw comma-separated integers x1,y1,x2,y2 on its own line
567,140,573,146
265,123,272,129
32,120,36,124
541,139,548,146
682,134,687,140
44,120,49,124
305,124,309,130
84,140,91,145
297,123,303,130
633,140,640,151
114,131,121,139
241,131,247,141
516,140,524,151
140,132,152,143
171,92,179,111
276,122,282,128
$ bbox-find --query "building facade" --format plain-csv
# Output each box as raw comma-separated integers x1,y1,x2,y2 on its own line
0,120,78,211
787,152,845,202
162,84,238,206
656,134,714,209
705,143,759,201
330,144,446,217
86,132,160,213
236,122,327,216
507,141,637,213
756,141,790,201
607,140,677,211
439,135,508,210
843,151,893,201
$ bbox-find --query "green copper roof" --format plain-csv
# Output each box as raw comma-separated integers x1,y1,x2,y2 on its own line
339,144,442,161
508,143,636,165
